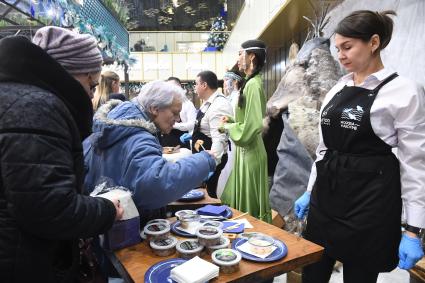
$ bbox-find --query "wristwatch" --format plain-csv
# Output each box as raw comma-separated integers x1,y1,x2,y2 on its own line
405,224,423,236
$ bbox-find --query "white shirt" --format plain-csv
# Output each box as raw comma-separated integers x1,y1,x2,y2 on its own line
227,90,239,115
173,98,197,133
199,90,233,162
306,68,425,228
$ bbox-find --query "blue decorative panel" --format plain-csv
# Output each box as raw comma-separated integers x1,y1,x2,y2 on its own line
79,0,128,51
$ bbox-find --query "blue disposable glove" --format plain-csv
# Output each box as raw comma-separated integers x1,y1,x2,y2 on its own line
294,191,311,219
398,233,424,269
180,133,192,144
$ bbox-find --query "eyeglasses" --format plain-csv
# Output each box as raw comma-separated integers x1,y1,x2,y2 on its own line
90,82,99,92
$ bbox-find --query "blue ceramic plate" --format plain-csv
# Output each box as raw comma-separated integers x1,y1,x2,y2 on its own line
178,189,205,202
196,206,233,219
144,258,187,283
231,237,288,262
170,220,200,238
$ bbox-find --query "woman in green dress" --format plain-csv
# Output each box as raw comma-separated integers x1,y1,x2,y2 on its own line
220,40,271,223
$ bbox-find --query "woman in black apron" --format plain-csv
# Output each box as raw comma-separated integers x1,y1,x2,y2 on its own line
294,10,424,283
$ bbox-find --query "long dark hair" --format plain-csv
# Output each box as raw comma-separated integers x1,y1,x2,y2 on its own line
238,39,266,107
335,10,396,51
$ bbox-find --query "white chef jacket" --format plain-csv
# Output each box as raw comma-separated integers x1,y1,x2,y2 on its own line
306,68,425,228
173,98,197,133
198,90,233,162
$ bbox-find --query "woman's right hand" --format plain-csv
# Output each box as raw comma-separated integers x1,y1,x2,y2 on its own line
294,191,311,219
111,199,124,220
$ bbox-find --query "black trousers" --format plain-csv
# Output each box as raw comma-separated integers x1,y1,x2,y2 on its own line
302,252,379,283
205,153,228,198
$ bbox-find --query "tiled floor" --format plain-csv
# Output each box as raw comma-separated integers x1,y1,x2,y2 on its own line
273,267,410,283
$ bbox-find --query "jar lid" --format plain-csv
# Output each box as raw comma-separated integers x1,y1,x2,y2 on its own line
144,223,170,235
201,221,224,229
146,218,170,226
208,236,230,250
176,239,204,254
175,210,196,219
248,234,275,248
212,249,242,266
150,236,178,250
196,226,223,239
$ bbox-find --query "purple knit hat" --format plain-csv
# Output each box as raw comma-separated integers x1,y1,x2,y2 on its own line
32,26,103,75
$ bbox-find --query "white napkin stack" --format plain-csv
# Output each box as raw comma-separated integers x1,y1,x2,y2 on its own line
170,256,219,283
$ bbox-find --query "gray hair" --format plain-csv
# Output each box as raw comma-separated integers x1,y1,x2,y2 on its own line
136,80,185,110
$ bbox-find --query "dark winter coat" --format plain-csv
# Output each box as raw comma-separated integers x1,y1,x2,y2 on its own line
0,36,116,282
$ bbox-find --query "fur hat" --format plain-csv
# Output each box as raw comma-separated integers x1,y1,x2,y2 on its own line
32,26,102,75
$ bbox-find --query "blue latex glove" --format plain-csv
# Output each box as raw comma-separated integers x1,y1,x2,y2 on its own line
179,133,192,144
294,191,311,219
398,233,424,269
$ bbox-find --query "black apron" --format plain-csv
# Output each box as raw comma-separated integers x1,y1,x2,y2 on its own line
192,96,228,198
304,73,402,272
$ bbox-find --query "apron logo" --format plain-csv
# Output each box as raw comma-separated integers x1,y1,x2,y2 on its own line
321,104,333,126
340,105,363,131
341,106,364,121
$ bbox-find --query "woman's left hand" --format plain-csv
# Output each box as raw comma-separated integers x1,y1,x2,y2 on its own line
398,232,424,269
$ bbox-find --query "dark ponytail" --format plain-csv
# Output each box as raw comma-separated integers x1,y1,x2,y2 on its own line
238,39,267,107
335,10,396,51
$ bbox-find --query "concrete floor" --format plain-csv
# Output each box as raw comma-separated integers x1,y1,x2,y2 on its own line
273,267,410,283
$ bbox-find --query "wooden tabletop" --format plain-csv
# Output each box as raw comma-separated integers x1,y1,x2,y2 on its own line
114,209,324,283
410,257,425,282
166,188,221,214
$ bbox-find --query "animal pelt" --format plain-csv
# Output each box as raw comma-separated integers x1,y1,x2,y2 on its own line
264,38,342,157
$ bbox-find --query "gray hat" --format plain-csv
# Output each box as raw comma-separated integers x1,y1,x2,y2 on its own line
32,26,103,75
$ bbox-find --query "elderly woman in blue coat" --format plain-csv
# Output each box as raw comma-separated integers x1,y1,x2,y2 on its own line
84,80,216,224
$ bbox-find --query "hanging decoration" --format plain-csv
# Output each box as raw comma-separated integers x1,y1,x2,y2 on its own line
26,0,135,67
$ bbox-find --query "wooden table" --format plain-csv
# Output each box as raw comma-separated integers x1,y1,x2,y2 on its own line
410,257,425,283
166,188,221,214
113,209,324,283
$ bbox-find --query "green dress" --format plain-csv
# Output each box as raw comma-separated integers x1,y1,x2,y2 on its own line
220,74,272,223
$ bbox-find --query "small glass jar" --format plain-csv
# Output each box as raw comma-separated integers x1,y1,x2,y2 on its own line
149,236,178,257
176,239,204,259
201,220,224,229
143,223,170,241
247,234,275,256
212,249,242,274
180,213,201,230
175,210,196,220
206,236,230,254
196,226,223,247
146,218,170,226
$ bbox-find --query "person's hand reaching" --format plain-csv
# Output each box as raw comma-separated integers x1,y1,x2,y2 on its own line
111,199,124,221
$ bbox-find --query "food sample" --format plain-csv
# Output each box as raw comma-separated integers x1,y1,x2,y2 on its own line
201,220,224,229
196,226,223,247
194,139,204,152
143,223,171,241
149,236,178,257
247,234,275,256
212,249,242,274
176,239,204,259
180,213,201,230
175,210,196,220
206,236,230,254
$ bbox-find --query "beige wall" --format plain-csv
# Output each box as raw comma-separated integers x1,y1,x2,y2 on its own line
222,0,288,68
104,52,224,82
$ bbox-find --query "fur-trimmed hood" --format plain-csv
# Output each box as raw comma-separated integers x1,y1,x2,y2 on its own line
88,100,158,149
